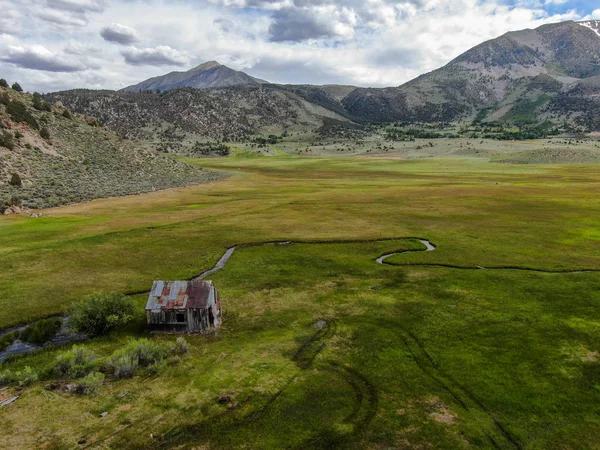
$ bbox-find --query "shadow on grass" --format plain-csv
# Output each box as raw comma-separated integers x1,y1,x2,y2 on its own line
133,318,380,450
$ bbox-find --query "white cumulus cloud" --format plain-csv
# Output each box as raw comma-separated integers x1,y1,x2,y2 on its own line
101,23,139,45
1,44,86,72
121,46,190,67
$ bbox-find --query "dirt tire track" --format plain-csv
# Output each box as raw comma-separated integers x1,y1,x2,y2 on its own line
376,318,522,450
28,236,592,447
291,361,379,450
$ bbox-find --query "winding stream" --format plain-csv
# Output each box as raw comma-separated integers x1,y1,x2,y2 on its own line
376,239,436,264
2,237,597,362
0,317,86,363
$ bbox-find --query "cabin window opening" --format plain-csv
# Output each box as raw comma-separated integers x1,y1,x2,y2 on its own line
176,313,185,323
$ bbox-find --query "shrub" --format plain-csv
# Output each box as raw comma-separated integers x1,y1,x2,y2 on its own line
7,101,39,130
16,366,38,386
11,82,23,92
126,338,166,366
55,345,97,378
108,338,167,379
14,130,23,139
0,92,9,105
0,131,14,150
0,370,12,386
0,331,18,352
9,173,21,187
0,366,38,387
108,352,138,379
32,93,43,110
74,372,104,395
172,336,189,355
146,360,167,376
0,78,8,88
68,293,135,336
20,317,62,344
62,109,72,119
32,93,51,112
39,127,50,140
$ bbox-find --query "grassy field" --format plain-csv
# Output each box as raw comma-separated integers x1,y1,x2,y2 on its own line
1,155,600,449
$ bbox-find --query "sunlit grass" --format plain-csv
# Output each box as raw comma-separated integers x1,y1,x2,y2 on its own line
1,156,599,448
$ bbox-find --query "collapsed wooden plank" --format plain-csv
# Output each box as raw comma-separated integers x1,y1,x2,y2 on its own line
0,396,19,407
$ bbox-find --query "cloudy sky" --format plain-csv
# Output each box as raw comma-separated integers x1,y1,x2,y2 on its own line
0,0,599,92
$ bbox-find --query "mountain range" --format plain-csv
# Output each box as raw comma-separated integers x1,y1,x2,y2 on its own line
47,20,600,141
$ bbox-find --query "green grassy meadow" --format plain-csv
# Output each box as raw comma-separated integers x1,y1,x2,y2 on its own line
1,156,600,448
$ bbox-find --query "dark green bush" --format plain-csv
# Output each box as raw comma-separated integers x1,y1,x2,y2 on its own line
0,78,8,88
0,131,14,150
9,173,22,186
20,317,62,344
62,109,72,119
32,93,52,112
11,82,23,92
32,92,43,110
7,101,39,130
68,293,135,336
55,345,97,378
40,127,50,140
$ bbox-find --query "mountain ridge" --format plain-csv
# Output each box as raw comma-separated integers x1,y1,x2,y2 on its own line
122,61,269,92
47,20,600,137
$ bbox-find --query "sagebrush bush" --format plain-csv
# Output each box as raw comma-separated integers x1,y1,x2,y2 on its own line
0,78,8,88
108,352,139,379
128,338,167,366
0,366,38,387
108,338,167,379
39,127,50,140
74,372,104,395
55,345,97,379
68,293,135,336
173,336,189,355
11,82,23,92
20,317,62,344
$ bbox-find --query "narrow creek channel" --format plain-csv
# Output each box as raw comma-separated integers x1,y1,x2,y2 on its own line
376,239,436,264
6,236,592,363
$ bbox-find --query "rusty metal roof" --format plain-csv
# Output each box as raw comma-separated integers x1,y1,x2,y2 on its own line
146,280,217,312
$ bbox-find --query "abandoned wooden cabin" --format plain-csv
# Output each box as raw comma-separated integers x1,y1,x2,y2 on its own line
145,280,222,333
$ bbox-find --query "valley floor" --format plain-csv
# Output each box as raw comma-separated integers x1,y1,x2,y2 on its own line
1,156,599,448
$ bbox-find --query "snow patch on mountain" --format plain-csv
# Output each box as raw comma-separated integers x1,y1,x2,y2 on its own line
579,21,600,37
